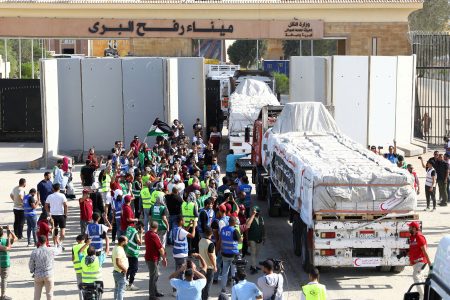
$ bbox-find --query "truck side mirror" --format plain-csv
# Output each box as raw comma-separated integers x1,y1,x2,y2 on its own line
245,127,250,143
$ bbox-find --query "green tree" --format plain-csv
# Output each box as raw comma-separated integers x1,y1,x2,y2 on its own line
227,40,267,69
409,0,450,32
21,62,40,79
273,72,289,94
0,39,46,78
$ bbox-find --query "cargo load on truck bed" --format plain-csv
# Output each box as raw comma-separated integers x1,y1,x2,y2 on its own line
262,102,417,228
228,79,279,135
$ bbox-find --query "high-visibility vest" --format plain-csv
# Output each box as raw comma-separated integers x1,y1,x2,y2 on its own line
87,223,103,252
197,208,215,234
101,174,111,192
23,194,36,217
172,227,188,256
113,199,123,223
235,225,242,250
72,243,87,274
151,204,167,231
150,190,165,207
132,181,142,198
200,181,207,189
81,256,102,283
220,226,239,255
302,283,327,300
425,167,436,187
181,202,196,227
140,187,152,209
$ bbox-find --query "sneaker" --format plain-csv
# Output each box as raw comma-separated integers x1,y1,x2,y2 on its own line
27,242,33,247
438,202,448,206
172,291,177,297
424,207,430,211
128,284,139,291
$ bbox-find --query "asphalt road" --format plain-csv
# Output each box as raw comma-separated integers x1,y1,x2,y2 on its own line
0,142,449,300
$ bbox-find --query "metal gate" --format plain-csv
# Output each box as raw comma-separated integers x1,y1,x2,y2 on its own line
411,32,450,146
0,79,42,142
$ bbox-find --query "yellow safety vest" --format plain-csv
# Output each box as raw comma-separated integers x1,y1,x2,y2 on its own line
181,202,196,227
101,174,111,192
302,283,327,300
150,191,165,207
81,256,102,283
235,225,243,251
72,243,87,274
140,187,152,209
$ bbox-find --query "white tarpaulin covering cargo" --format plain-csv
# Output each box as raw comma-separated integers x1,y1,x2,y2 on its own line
228,79,279,134
262,102,417,228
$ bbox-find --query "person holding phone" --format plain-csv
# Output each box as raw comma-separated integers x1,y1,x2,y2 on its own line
0,226,16,300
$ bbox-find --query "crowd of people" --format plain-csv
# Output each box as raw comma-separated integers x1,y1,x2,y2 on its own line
6,118,328,300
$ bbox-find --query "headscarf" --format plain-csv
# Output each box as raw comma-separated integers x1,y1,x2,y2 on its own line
187,192,196,203
155,193,166,206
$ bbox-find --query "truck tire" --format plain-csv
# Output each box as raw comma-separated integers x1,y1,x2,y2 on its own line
292,213,302,256
391,266,405,273
376,266,391,272
267,183,281,217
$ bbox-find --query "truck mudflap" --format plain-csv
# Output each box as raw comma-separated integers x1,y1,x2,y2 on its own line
312,219,418,267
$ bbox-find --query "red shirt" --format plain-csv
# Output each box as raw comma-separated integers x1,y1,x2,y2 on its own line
79,198,93,222
87,154,99,169
409,232,428,264
121,204,135,231
145,231,162,262
37,220,50,247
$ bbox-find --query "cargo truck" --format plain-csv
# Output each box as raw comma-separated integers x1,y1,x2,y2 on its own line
251,102,418,271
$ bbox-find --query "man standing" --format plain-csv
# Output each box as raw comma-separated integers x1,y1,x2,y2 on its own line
435,154,449,206
300,268,327,300
125,221,144,291
29,235,59,300
257,260,283,300
226,150,250,178
45,183,68,249
37,172,53,208
198,227,216,300
131,174,143,220
24,189,38,246
112,236,128,300
150,194,170,248
248,206,265,274
0,226,16,300
79,189,93,235
238,176,252,213
80,160,95,189
10,178,26,239
422,161,437,211
182,193,199,253
169,263,206,300
72,234,87,298
407,164,420,195
408,221,431,298
52,159,65,188
166,187,183,245
121,195,138,236
383,140,398,164
86,212,111,258
172,215,196,288
232,270,263,300
219,216,242,294
145,221,167,300
141,181,153,232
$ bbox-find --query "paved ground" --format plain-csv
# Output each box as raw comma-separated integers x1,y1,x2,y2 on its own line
0,142,449,300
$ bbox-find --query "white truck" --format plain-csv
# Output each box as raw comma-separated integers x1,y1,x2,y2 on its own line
254,102,418,271
228,78,279,154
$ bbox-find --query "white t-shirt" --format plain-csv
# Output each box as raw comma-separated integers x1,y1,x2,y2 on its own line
45,192,67,215
173,227,189,258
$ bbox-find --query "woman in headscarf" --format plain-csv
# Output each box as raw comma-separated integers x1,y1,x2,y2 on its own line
150,193,170,248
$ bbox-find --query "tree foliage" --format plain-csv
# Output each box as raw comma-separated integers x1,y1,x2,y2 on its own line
227,40,267,69
273,72,289,95
409,0,450,32
0,39,46,78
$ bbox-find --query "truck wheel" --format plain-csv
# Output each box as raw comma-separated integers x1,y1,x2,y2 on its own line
391,266,405,273
267,183,281,217
292,214,302,256
376,266,391,272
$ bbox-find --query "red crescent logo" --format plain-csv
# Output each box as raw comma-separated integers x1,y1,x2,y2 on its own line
354,258,361,267
380,203,387,211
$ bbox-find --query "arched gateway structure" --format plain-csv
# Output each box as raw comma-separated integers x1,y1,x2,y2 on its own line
0,0,422,57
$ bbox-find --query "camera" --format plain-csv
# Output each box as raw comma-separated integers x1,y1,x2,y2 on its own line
259,258,285,274
232,257,248,283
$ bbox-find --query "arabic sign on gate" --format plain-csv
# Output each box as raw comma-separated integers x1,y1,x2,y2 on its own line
0,17,324,39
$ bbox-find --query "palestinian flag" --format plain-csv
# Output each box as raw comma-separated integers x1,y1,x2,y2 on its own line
147,118,173,137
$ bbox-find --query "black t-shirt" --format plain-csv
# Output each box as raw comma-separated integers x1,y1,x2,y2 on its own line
80,165,95,187
203,149,214,165
435,160,449,181
165,194,183,216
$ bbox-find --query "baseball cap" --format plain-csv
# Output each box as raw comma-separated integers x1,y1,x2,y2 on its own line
124,195,132,202
114,189,123,198
219,204,227,212
225,203,232,211
253,205,261,212
260,259,274,270
224,189,231,194
174,174,181,182
134,135,139,139
407,221,420,229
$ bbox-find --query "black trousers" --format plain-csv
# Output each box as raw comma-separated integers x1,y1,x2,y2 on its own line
202,268,214,300
13,209,24,238
126,256,139,285
425,186,436,209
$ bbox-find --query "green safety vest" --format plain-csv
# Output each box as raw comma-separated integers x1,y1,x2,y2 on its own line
140,187,152,209
0,238,10,268
188,178,194,186
235,225,243,250
72,243,87,274
81,256,102,283
302,283,327,300
196,194,210,210
124,226,140,258
151,204,167,231
150,191,165,207
142,175,151,186
200,181,207,189
181,202,196,227
119,182,129,194
132,181,142,198
101,174,111,192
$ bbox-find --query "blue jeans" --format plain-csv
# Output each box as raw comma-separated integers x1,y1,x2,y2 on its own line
25,214,37,245
144,208,151,233
113,270,126,300
221,256,236,290
214,254,223,281
168,215,178,244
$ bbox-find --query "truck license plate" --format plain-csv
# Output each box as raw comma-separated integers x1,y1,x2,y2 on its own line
359,230,375,238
